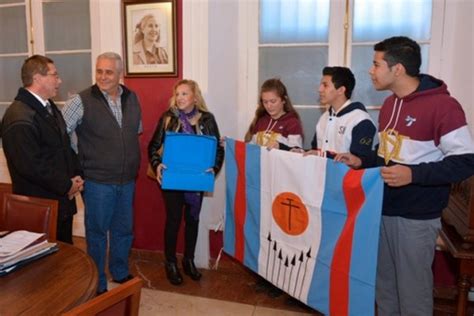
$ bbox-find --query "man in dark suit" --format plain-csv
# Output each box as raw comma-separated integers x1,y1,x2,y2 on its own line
1,55,84,243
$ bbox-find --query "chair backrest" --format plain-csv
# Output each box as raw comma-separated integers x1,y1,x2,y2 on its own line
63,277,143,316
0,193,58,240
0,182,12,213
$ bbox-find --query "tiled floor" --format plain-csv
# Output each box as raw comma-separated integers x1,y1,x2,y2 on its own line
74,237,471,315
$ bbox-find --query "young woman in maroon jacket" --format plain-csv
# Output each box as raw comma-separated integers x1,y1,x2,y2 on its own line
245,78,303,151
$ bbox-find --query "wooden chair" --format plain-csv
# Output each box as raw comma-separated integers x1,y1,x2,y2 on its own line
63,277,143,316
0,193,58,240
0,182,12,211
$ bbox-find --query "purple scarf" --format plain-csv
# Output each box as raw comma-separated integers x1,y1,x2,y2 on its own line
178,108,202,220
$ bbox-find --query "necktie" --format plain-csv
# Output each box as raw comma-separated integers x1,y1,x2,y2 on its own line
45,101,53,115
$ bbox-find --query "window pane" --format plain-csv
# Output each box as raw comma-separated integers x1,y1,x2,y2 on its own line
367,109,380,128
0,6,28,54
260,0,330,43
352,0,432,42
259,46,327,105
43,0,91,51
0,56,24,103
351,44,429,106
296,107,324,149
0,0,24,4
47,53,91,102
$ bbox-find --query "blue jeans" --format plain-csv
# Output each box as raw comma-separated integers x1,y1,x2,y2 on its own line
84,180,135,292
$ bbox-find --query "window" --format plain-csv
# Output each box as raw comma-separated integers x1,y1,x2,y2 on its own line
257,0,435,147
259,0,329,105
350,0,432,106
0,0,92,114
38,0,92,102
0,0,29,116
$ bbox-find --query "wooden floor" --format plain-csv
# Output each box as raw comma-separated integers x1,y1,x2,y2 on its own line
73,237,472,315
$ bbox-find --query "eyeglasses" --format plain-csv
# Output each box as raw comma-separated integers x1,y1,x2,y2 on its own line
46,72,60,79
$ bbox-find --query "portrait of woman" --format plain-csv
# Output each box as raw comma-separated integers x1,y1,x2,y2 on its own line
133,13,168,65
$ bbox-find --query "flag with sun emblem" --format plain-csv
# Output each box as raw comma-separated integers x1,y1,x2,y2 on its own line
224,139,383,316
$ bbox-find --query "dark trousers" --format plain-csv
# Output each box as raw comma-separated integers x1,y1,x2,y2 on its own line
56,214,73,244
162,190,202,263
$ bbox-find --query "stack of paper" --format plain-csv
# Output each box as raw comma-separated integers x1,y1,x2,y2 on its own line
0,230,58,276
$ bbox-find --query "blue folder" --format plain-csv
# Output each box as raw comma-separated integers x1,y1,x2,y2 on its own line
161,132,217,192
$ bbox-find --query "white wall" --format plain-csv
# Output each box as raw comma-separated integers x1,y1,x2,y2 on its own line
193,0,240,267
90,0,122,60
439,0,474,131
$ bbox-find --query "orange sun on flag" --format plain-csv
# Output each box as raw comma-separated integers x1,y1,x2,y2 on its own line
272,192,309,236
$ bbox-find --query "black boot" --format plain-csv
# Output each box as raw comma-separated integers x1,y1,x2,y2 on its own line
182,258,202,281
165,262,183,285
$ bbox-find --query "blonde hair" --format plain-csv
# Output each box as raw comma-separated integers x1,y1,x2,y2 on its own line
169,79,209,112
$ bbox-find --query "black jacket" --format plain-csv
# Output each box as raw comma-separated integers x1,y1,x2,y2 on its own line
148,109,224,175
1,88,82,219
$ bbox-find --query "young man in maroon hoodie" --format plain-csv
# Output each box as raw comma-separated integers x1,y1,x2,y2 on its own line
336,36,474,315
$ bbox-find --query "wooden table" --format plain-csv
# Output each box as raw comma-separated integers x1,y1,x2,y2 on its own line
440,223,474,316
0,242,98,315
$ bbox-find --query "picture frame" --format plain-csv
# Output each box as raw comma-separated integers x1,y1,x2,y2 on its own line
122,0,177,77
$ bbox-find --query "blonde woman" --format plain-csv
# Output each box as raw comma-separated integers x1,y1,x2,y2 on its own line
148,79,224,285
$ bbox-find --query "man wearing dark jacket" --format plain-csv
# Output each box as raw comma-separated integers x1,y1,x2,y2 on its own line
1,55,84,243
335,36,474,315
62,52,142,295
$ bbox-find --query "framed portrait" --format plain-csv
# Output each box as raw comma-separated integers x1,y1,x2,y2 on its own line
122,0,177,77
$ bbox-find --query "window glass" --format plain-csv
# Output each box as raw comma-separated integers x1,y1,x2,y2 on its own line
43,0,91,51
351,0,432,106
0,3,27,106
351,44,430,106
296,107,324,149
47,53,92,102
260,0,330,43
0,56,24,103
0,6,28,54
352,0,432,42
0,0,24,4
259,46,327,105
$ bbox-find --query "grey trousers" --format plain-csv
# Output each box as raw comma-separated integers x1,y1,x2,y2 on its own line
376,216,441,316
